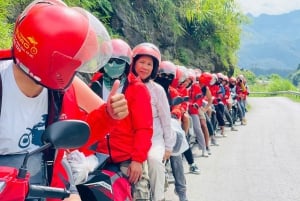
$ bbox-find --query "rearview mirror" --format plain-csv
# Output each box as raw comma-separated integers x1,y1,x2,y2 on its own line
42,120,90,149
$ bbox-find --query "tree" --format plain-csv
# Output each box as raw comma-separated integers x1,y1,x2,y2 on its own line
0,0,13,48
179,0,248,73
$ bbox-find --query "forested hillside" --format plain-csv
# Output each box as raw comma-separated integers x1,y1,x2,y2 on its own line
0,0,246,75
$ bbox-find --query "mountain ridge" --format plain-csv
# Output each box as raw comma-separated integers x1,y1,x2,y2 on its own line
238,10,300,77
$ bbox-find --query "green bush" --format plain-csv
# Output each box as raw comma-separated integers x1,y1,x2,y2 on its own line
267,74,297,92
0,0,13,48
249,74,297,93
177,48,191,64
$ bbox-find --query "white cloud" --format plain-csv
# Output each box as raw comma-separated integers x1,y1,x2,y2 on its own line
236,0,300,16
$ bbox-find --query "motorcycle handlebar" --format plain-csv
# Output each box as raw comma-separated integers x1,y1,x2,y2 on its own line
28,185,70,199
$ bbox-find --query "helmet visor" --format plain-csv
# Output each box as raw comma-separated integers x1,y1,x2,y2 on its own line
73,7,112,73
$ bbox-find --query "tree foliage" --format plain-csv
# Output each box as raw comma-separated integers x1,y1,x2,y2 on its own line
0,0,247,75
180,0,247,72
250,74,297,93
0,0,13,48
267,74,297,92
288,66,300,87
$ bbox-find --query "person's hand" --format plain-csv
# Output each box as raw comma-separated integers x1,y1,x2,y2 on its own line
200,106,207,113
66,150,99,185
127,161,143,184
63,193,82,201
163,150,172,163
106,80,128,120
193,103,199,109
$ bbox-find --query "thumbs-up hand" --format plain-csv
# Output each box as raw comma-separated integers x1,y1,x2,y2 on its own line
106,80,128,120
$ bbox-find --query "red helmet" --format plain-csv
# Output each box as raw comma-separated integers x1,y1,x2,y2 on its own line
193,68,202,81
159,60,177,77
223,75,229,83
156,60,177,82
237,74,245,83
110,38,132,65
103,39,132,78
199,72,215,86
216,72,225,80
177,65,189,77
229,77,236,83
171,65,187,88
187,69,196,83
132,42,161,79
12,0,112,90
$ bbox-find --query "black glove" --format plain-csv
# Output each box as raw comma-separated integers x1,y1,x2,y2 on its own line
171,114,178,119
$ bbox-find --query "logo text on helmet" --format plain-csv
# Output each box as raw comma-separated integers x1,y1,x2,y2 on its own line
14,28,38,58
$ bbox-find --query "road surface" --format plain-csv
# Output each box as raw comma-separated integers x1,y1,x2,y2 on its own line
166,97,300,201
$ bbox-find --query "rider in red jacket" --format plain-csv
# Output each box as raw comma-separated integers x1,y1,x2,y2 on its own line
88,39,153,200
91,72,153,164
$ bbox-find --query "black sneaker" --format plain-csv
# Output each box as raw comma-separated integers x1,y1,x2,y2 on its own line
189,164,200,174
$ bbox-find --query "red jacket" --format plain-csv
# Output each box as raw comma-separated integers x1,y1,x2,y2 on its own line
188,83,204,115
235,82,248,101
169,86,182,120
209,84,222,105
91,73,153,163
222,84,231,105
177,85,189,114
48,84,116,201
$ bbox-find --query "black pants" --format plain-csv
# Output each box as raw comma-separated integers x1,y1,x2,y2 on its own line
183,147,194,165
215,103,225,127
224,106,234,127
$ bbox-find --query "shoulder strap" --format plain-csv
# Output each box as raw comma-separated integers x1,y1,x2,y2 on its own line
44,89,65,185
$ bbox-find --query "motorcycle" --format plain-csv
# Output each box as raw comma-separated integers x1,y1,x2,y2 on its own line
0,120,90,201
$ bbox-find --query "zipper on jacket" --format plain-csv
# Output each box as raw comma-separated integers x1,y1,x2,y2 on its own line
106,134,113,163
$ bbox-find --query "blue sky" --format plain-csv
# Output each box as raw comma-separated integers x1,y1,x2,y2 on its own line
236,0,300,16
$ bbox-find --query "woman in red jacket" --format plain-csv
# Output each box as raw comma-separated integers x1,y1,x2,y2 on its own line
235,74,248,125
188,71,209,157
88,39,153,200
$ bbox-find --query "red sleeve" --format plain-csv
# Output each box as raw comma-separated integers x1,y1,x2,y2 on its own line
179,87,189,113
224,85,230,99
81,103,117,155
188,84,201,114
169,86,182,119
209,85,219,104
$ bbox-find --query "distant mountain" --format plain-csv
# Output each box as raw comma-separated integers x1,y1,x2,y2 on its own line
237,10,300,77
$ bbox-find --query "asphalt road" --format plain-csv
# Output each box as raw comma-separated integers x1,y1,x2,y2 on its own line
166,97,300,201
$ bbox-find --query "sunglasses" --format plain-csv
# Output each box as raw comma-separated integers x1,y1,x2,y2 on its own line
108,58,126,65
158,73,174,80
